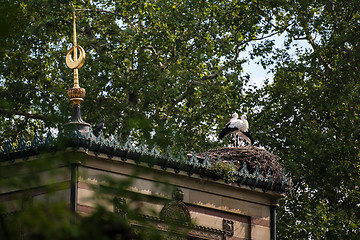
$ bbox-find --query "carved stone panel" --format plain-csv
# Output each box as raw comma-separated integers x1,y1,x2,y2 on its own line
113,196,126,216
160,188,191,223
222,219,234,236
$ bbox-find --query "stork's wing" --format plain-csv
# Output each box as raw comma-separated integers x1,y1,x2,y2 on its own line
229,119,246,130
219,126,238,139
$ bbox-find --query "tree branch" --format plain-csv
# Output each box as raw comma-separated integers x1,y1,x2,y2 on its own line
0,108,50,121
74,8,134,28
294,7,334,73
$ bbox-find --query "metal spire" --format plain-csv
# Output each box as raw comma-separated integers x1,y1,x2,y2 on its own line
65,10,90,132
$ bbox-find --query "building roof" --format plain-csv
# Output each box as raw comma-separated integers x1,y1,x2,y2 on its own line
0,128,291,193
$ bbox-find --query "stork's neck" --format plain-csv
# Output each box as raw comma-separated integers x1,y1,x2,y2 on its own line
244,120,249,129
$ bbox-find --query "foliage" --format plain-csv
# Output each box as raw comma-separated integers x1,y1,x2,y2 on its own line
207,160,237,183
2,0,360,239
0,152,183,240
243,0,360,238
0,0,272,152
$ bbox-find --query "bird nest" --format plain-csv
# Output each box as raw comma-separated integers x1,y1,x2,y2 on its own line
196,146,284,181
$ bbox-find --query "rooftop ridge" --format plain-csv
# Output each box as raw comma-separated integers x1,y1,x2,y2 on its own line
0,128,292,193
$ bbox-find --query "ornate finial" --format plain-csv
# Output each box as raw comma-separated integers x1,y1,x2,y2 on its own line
65,10,90,132
66,11,86,105
172,188,184,201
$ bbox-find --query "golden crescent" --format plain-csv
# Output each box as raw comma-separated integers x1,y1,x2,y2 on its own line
66,45,86,69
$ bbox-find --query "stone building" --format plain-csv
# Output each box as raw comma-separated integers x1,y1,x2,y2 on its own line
0,128,291,240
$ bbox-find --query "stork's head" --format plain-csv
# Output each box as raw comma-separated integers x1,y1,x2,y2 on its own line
231,112,239,119
241,114,247,120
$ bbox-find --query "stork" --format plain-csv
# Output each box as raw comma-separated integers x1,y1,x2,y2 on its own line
219,113,254,147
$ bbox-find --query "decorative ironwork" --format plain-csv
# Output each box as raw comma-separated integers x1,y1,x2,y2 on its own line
176,148,187,163
187,152,198,176
164,145,174,162
0,130,292,193
44,132,53,145
109,134,119,148
202,154,211,168
17,136,27,151
251,166,264,189
124,137,135,152
281,171,290,192
189,152,198,165
31,135,42,148
149,144,162,158
263,168,274,192
3,141,13,154
238,162,250,187
137,142,148,155
94,132,106,146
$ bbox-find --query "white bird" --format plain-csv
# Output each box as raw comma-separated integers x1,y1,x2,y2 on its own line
219,113,254,147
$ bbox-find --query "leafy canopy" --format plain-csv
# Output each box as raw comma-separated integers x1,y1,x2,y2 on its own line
1,0,360,239
0,0,272,151
244,0,360,238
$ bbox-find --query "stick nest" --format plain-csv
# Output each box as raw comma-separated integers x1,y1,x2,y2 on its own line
196,146,283,181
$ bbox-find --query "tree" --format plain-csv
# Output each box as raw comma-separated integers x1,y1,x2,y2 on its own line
0,151,177,240
0,0,275,152
244,0,360,238
2,0,360,239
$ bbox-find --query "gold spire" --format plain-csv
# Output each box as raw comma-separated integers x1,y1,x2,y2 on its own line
65,10,90,131
66,11,86,105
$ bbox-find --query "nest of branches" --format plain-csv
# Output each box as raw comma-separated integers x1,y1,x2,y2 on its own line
196,146,284,181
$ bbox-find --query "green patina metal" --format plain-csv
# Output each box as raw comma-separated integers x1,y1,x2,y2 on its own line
264,169,275,192
0,128,292,193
